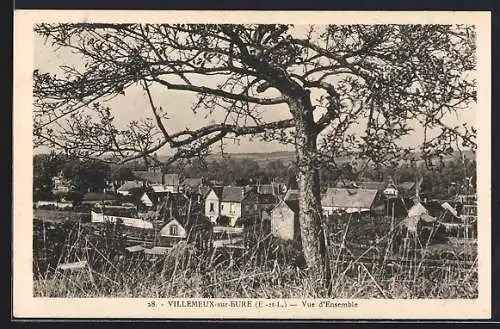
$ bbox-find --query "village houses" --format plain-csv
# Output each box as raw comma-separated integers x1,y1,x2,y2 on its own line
204,186,260,226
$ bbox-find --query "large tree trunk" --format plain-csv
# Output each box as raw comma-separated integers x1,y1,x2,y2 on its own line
289,92,330,282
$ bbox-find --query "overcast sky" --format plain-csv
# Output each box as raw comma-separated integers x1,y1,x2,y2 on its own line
34,28,477,156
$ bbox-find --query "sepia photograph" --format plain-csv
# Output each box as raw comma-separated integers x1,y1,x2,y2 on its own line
13,10,491,319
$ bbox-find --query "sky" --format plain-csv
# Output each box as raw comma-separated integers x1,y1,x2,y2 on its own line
33,27,477,156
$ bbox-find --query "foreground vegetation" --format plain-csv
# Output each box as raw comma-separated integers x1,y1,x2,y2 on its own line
33,219,477,299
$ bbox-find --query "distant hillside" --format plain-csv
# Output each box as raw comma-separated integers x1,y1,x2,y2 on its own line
156,149,474,168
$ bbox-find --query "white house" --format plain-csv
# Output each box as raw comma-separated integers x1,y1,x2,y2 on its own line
220,186,259,226
204,186,260,226
270,199,300,241
159,218,188,246
160,218,187,239
164,174,180,193
132,169,180,193
205,186,223,223
140,192,154,208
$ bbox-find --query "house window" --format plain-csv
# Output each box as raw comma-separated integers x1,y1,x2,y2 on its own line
221,204,224,210
210,202,214,212
169,224,178,236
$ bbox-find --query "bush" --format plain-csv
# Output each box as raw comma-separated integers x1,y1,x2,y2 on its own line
216,216,231,226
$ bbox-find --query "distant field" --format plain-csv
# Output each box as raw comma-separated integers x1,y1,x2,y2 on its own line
33,209,90,223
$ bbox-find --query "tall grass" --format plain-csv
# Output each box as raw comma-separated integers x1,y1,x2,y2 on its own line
33,218,478,299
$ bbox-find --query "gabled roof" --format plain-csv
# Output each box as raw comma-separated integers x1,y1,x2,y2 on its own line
259,193,279,205
321,188,378,209
117,180,143,192
160,217,185,230
198,185,211,198
284,189,300,202
164,173,180,186
132,170,164,184
140,192,156,204
257,184,276,195
151,185,169,193
221,186,255,202
397,182,416,194
285,200,300,213
335,180,387,191
398,181,416,191
208,186,224,199
408,201,428,217
271,199,299,214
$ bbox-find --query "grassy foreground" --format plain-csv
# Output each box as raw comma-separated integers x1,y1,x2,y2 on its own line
33,220,478,299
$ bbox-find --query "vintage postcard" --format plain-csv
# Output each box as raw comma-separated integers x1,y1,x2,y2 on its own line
13,10,491,319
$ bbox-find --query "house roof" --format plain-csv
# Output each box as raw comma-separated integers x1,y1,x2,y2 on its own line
284,189,300,202
272,199,299,214
209,186,224,199
321,188,378,209
82,192,117,201
132,170,164,184
401,213,437,232
160,218,184,232
164,173,180,186
336,180,387,191
285,200,300,213
199,185,211,198
151,185,169,193
140,192,155,204
259,193,279,205
221,186,255,202
408,201,428,217
125,245,146,253
117,180,143,192
257,184,275,195
144,246,171,255
398,181,416,191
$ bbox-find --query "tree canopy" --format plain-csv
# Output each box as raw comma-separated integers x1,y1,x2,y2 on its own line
34,24,476,168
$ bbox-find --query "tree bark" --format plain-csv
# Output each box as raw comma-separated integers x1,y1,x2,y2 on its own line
289,91,330,282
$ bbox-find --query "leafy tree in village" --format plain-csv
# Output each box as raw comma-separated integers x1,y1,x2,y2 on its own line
33,152,70,201
62,159,111,193
33,24,476,278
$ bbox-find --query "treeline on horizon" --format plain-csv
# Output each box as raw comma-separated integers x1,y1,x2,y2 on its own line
33,151,476,202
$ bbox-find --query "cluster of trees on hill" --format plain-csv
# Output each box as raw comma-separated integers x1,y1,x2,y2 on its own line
33,152,135,201
34,150,475,203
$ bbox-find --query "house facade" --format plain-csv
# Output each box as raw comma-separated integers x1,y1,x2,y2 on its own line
132,169,180,193
205,186,223,223
164,174,180,193
270,200,300,241
52,171,72,196
220,186,259,226
140,192,154,209
159,218,187,246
